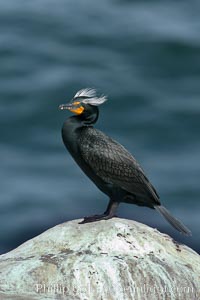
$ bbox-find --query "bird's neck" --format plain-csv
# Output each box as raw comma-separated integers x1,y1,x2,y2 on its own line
62,107,99,151
79,106,99,125
62,107,99,139
62,109,99,159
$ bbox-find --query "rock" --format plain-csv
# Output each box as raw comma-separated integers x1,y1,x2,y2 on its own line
0,218,199,300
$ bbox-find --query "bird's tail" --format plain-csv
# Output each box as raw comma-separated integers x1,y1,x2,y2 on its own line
154,205,192,236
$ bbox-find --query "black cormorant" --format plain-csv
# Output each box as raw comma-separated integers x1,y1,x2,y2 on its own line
59,88,191,236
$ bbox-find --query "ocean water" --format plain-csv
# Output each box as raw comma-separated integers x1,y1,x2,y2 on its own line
0,0,200,254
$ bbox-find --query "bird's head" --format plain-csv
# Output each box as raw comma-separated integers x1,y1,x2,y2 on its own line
59,88,107,116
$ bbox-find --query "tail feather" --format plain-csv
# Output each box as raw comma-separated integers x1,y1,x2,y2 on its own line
154,205,192,236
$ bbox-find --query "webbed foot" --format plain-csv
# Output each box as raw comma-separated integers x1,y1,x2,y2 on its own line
79,213,117,224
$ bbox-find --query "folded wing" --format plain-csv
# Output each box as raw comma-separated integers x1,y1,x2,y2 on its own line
78,127,160,204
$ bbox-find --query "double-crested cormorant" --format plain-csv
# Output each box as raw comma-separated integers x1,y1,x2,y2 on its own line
59,88,191,235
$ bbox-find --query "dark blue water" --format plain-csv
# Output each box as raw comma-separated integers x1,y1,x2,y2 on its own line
0,0,200,254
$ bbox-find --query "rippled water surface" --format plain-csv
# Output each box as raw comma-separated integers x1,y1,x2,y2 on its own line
0,0,200,253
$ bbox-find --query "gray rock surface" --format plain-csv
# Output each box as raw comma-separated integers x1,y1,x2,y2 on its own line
0,218,199,300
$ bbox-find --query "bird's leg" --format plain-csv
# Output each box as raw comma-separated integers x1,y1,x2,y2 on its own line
103,199,119,217
79,200,119,224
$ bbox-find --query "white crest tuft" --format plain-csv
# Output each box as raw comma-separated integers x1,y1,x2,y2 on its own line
73,88,107,106
82,95,107,106
74,88,97,99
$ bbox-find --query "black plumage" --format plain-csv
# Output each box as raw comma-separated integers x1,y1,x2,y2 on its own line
78,127,159,206
59,88,191,236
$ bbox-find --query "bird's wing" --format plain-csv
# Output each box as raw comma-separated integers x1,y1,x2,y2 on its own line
78,127,159,202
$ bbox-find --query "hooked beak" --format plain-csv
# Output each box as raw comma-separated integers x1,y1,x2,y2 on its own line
59,102,84,115
59,103,72,110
